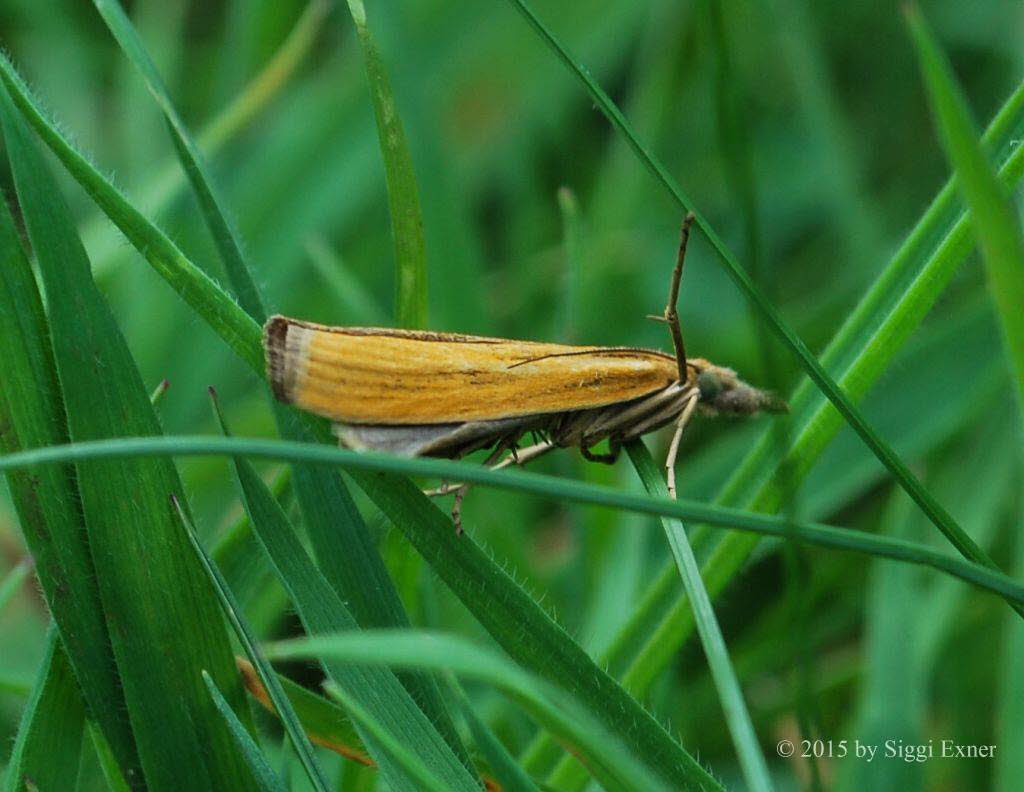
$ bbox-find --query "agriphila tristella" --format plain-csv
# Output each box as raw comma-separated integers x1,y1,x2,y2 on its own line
264,215,786,532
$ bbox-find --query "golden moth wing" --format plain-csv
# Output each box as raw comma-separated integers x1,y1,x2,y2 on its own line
264,316,679,424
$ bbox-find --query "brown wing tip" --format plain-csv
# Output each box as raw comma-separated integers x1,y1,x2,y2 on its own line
263,315,293,403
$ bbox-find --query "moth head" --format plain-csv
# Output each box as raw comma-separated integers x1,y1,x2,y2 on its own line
691,360,788,416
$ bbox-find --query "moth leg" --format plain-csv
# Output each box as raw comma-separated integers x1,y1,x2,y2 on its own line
665,390,700,499
656,212,696,383
423,442,557,504
451,443,510,535
490,440,557,471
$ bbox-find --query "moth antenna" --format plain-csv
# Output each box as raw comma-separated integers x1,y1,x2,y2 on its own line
664,212,695,382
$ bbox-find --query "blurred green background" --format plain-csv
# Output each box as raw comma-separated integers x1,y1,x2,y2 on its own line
1,0,1022,788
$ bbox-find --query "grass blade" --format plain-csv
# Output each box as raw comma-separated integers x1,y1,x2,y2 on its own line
236,658,371,767
0,559,32,615
2,631,85,792
176,498,329,792
211,405,480,791
0,435,1020,607
86,8,468,756
269,631,674,792
625,441,770,792
501,0,981,571
175,493,327,790
203,672,289,792
0,56,263,374
81,0,331,275
592,71,1024,732
0,76,256,791
450,680,541,792
92,0,265,319
322,682,450,792
0,184,140,780
340,0,428,328
906,4,1024,414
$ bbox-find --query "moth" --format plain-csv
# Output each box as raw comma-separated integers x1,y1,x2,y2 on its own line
264,215,785,531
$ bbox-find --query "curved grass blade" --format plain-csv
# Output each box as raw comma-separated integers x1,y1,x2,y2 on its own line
340,0,428,328
0,559,32,615
175,500,330,792
625,440,770,792
450,679,541,792
236,658,372,767
92,0,266,319
203,672,288,792
269,632,674,792
82,0,332,275
211,407,480,791
86,721,134,792
2,631,85,792
322,682,449,792
588,71,1024,743
0,78,258,791
0,55,263,374
0,189,140,781
906,4,1024,414
0,435,1020,610
500,0,982,574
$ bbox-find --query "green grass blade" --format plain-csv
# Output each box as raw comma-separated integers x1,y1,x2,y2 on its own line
86,721,134,792
6,26,460,749
450,680,541,792
2,631,85,792
0,78,256,791
0,189,140,780
340,0,428,328
996,496,1024,790
81,0,331,276
0,559,32,615
175,499,330,792
237,665,371,766
906,4,1024,414
0,433,716,788
0,435,1020,608
91,9,459,745
91,0,267,320
0,55,263,374
322,682,450,792
501,0,978,565
599,72,1024,722
624,441,771,792
270,632,674,792
203,672,289,792
211,407,480,791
